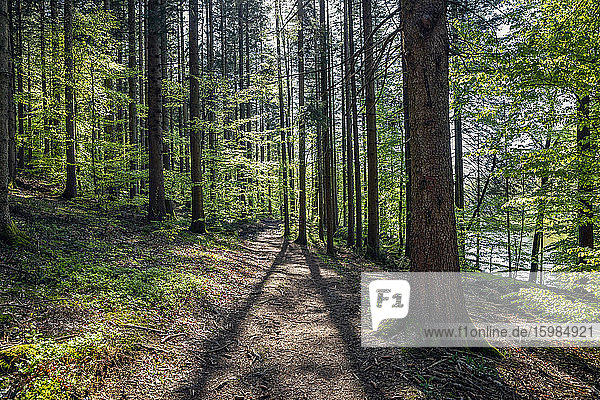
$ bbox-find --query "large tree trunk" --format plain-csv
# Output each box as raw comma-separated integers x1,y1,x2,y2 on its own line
62,0,77,199
161,22,170,171
348,0,362,248
276,0,290,237
343,0,355,247
128,0,138,198
577,95,594,263
7,0,14,184
295,0,307,245
402,0,459,271
41,0,48,157
189,0,206,232
362,0,379,258
319,0,334,254
402,0,467,326
147,0,167,220
0,0,12,237
16,0,24,168
51,0,59,157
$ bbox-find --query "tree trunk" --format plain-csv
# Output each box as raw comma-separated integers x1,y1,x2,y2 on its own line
51,0,59,157
362,0,379,258
402,0,459,272
16,0,24,167
343,0,355,247
295,0,307,245
577,95,594,264
401,0,467,325
40,0,48,156
348,0,362,248
128,0,138,198
63,0,77,199
161,20,170,171
529,136,552,282
147,0,167,220
276,0,290,237
189,0,206,232
0,0,13,238
319,0,334,254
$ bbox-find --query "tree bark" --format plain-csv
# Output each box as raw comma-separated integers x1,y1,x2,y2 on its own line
147,0,167,220
128,0,138,198
0,0,13,237
295,0,307,245
348,0,362,248
577,95,594,264
62,0,77,199
189,0,206,232
402,0,459,272
343,0,355,247
276,0,290,237
401,0,467,326
319,0,334,254
363,0,379,258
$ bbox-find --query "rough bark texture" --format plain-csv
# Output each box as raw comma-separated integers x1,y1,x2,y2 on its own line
0,0,11,234
343,0,355,247
189,0,206,232
128,0,138,199
276,0,290,237
402,0,467,325
363,0,379,259
63,0,77,199
348,0,362,248
147,0,167,220
402,0,459,272
320,0,334,254
295,0,307,246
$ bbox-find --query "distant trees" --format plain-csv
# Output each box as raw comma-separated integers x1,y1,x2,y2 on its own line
2,0,596,270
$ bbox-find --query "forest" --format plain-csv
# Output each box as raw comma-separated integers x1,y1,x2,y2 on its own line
0,0,599,398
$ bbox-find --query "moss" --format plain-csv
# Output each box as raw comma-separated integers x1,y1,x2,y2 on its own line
20,378,66,400
0,344,36,373
0,220,31,246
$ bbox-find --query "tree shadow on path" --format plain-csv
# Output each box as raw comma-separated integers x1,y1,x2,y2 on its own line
174,235,289,399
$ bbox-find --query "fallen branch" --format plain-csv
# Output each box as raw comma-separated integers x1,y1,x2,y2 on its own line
161,332,186,343
0,303,29,309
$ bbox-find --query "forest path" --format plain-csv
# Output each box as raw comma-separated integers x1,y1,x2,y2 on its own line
175,225,379,399
91,221,588,400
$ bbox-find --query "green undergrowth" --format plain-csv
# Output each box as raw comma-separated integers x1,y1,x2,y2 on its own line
0,192,246,398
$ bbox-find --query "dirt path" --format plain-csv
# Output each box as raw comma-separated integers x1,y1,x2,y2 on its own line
94,223,600,400
175,233,369,399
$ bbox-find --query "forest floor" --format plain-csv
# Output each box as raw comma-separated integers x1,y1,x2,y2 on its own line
2,180,600,399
